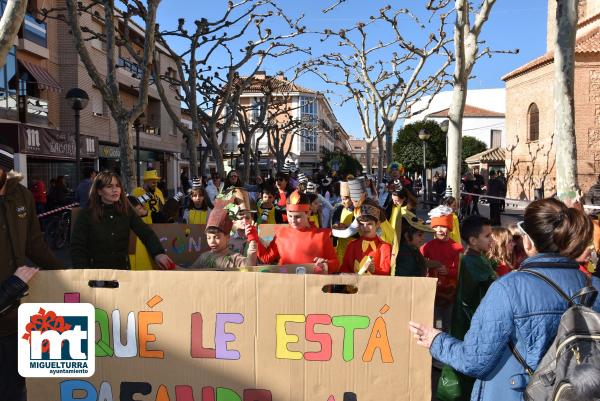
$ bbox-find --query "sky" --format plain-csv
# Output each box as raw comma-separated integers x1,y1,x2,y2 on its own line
156,0,549,138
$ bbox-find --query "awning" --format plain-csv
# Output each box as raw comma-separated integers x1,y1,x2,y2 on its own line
19,60,62,92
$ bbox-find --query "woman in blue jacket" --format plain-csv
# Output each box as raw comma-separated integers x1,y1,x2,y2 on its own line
409,198,600,401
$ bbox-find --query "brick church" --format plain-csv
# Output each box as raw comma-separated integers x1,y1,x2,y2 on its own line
503,1,600,200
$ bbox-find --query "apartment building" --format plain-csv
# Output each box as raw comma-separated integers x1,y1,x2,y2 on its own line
0,0,182,193
348,136,387,174
225,72,350,175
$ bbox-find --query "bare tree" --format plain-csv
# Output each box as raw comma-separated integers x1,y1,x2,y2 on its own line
0,0,28,69
303,4,452,179
444,0,497,198
554,0,579,202
152,0,305,178
41,0,162,191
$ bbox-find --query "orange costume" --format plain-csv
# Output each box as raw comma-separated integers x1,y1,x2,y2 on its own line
420,239,464,303
255,225,340,273
341,236,391,275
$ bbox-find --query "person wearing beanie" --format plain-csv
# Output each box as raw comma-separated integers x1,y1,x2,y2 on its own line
182,178,210,224
190,199,257,270
340,199,392,275
0,144,62,399
420,205,464,331
248,190,340,273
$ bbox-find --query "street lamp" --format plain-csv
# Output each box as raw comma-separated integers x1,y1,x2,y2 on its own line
440,119,449,173
133,114,144,186
65,88,89,187
418,129,431,203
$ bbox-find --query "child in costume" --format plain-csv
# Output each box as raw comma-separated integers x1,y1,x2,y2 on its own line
486,226,515,276
441,196,461,244
307,192,322,228
395,211,437,277
330,181,356,264
190,202,257,270
182,178,210,224
341,199,391,275
438,215,495,401
420,205,464,330
248,190,339,273
256,186,278,224
131,169,165,223
216,187,256,256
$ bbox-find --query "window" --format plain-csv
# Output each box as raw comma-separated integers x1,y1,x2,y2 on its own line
91,22,107,52
251,97,262,122
91,90,105,116
527,103,539,142
300,96,317,122
490,129,502,148
302,129,317,152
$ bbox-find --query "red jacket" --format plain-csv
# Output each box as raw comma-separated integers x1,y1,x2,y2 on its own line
341,236,391,275
256,225,340,273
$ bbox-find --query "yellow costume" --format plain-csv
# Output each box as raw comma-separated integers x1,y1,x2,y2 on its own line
183,208,208,224
257,205,276,224
449,213,462,245
335,208,355,264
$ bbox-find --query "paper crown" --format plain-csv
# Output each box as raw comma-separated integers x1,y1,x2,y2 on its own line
429,205,454,229
339,181,350,197
354,199,385,222
306,181,319,194
348,177,367,203
402,211,434,232
143,170,161,181
286,190,311,212
206,204,234,234
191,178,202,190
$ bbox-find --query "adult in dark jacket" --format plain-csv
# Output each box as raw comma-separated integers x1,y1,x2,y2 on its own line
70,171,173,269
409,198,600,401
486,170,506,226
0,144,63,399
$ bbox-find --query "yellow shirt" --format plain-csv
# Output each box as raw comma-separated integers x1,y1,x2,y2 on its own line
184,209,208,225
257,206,276,225
449,213,461,245
131,186,165,219
335,208,355,264
309,214,320,228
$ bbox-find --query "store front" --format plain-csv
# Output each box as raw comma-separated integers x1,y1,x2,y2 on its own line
0,122,98,188
99,143,165,187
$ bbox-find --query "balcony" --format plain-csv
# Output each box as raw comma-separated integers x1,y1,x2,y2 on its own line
0,92,48,124
22,14,47,48
118,57,144,78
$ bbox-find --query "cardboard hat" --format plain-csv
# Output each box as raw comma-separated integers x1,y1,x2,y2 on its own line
297,172,308,184
339,181,350,197
143,169,161,181
402,211,434,232
428,205,454,229
286,190,311,212
206,204,234,234
355,199,385,222
281,159,293,173
348,177,367,203
0,144,14,171
306,181,319,194
191,178,202,190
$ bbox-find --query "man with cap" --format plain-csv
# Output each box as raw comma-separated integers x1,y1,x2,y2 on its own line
131,169,165,223
0,144,62,398
340,198,392,275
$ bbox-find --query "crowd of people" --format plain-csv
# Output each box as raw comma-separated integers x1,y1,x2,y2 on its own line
1,140,600,400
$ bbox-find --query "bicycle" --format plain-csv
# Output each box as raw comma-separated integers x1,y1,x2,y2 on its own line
43,210,72,250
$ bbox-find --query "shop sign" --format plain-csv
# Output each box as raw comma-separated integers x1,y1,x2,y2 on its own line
99,144,157,161
18,125,98,159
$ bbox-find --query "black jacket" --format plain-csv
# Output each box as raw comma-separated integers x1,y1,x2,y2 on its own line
0,275,28,317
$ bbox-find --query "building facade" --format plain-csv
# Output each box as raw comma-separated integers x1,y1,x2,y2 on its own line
348,136,386,174
225,72,350,175
503,1,600,200
0,0,183,194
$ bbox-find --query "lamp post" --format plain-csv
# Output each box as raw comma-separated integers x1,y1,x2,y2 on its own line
418,129,431,203
133,115,143,186
66,88,89,187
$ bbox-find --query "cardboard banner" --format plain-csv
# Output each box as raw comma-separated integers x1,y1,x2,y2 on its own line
18,124,98,159
25,270,436,401
129,224,210,267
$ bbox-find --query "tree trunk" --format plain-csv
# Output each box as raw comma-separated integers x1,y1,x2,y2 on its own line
213,146,225,178
187,132,199,179
365,138,373,174
377,134,385,181
385,126,393,172
0,0,27,69
116,119,137,192
200,149,209,178
446,82,467,198
554,0,579,202
242,142,251,183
